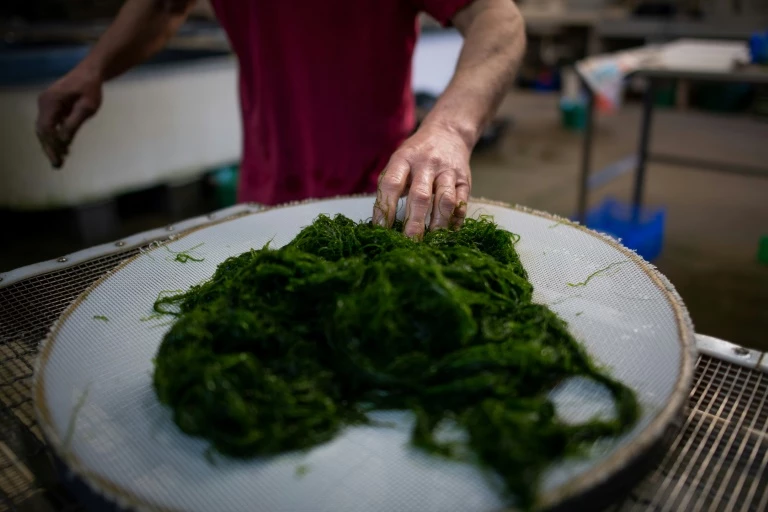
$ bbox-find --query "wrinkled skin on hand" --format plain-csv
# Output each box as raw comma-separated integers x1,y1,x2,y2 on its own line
374,125,472,239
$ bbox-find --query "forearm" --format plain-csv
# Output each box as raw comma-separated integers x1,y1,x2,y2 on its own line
77,0,195,81
420,0,526,149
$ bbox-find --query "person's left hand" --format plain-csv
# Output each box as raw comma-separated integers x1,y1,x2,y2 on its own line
373,125,471,239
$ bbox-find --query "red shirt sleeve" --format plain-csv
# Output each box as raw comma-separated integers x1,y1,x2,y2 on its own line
413,0,477,26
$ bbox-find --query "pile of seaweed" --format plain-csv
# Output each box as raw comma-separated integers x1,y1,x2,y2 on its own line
152,214,639,509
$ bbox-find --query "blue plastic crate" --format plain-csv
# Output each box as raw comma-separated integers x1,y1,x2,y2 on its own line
749,31,768,65
585,198,666,261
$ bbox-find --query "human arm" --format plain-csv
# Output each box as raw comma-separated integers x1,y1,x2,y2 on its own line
36,0,196,168
373,0,526,237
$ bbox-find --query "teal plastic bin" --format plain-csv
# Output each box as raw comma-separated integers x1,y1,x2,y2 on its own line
210,165,239,208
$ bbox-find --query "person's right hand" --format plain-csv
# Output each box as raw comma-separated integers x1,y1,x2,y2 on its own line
36,68,103,168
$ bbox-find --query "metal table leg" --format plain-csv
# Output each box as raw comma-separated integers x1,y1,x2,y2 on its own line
632,79,656,223
577,84,596,224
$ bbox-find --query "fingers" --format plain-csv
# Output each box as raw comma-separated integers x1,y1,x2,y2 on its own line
37,130,71,169
36,92,66,168
429,171,457,231
36,92,62,139
374,144,471,236
452,181,470,229
403,164,435,239
373,155,410,228
37,133,65,169
36,93,97,169
60,98,98,144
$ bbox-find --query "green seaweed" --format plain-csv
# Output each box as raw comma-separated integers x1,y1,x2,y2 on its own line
549,294,582,306
295,464,310,478
152,214,638,510
92,315,109,322
153,290,185,316
165,243,205,263
567,261,627,288
63,385,91,453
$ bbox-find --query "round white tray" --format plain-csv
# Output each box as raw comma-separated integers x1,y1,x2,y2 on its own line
34,196,696,511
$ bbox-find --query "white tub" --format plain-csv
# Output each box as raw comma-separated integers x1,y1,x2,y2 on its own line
0,54,241,210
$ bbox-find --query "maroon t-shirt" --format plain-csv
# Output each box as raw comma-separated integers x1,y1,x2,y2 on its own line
209,0,473,205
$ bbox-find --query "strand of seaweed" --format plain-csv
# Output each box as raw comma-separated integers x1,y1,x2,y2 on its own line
151,214,639,510
567,261,627,288
62,384,91,453
165,243,206,263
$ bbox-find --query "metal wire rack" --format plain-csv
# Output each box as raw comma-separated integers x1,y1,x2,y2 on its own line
1,249,766,512
609,354,768,512
0,249,142,512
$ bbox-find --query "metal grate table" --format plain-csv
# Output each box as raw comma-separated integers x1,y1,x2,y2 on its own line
1,205,766,512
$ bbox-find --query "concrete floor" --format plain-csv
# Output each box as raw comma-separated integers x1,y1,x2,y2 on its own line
1,91,767,349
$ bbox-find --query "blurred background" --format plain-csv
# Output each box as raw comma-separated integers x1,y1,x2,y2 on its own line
0,0,766,352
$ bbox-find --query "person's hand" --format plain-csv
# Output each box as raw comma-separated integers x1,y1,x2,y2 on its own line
373,125,472,239
36,68,103,168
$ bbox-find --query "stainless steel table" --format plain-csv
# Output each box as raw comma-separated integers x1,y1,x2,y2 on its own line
576,65,768,224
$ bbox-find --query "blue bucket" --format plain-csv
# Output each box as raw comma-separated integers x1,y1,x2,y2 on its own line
585,198,666,261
